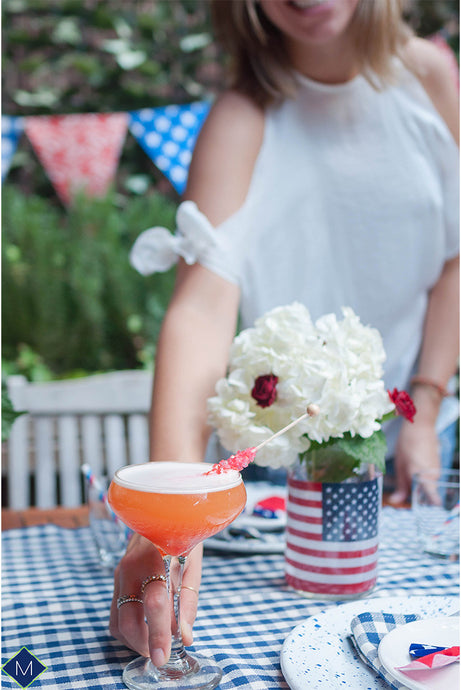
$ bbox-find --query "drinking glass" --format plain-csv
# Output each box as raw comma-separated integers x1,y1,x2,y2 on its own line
87,474,131,569
412,469,459,560
108,461,246,690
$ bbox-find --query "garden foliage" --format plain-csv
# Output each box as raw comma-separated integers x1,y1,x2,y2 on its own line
3,185,177,377
1,0,458,380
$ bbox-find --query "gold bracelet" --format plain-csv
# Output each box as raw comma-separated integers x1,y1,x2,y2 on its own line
410,375,450,398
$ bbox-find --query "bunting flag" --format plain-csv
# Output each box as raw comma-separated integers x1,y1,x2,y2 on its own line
128,101,211,194
24,113,128,205
2,115,24,181
4,41,455,203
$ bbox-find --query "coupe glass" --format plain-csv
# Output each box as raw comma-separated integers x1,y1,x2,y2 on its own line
108,461,246,690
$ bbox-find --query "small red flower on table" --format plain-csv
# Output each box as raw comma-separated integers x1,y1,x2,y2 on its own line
388,388,416,423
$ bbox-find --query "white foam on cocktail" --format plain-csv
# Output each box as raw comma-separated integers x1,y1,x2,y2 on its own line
113,461,242,493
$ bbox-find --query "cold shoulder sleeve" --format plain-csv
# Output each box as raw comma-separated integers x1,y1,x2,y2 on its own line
130,199,251,285
130,201,216,274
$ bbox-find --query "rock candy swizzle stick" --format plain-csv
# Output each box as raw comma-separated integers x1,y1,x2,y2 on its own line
207,404,320,474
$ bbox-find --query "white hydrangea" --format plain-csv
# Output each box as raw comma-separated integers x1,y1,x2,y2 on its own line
207,303,394,469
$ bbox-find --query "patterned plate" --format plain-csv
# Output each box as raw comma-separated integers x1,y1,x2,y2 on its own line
280,596,458,690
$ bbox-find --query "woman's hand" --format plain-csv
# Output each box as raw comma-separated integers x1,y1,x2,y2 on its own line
110,534,203,666
389,384,443,505
389,418,440,505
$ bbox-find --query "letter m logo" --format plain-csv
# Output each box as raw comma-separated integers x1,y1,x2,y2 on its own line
2,647,47,688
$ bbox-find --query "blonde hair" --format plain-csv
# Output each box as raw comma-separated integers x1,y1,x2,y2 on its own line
210,0,412,107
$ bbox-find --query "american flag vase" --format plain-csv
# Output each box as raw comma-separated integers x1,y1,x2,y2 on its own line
285,462,382,599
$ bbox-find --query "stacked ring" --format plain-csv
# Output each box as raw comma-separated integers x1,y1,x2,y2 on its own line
117,594,144,609
141,574,167,594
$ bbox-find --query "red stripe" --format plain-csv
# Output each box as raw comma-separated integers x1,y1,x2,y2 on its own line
287,509,323,525
285,555,377,575
288,495,322,509
286,541,378,559
288,479,322,492
287,526,323,541
285,573,377,595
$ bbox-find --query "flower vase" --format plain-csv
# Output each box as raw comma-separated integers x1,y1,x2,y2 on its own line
285,459,382,599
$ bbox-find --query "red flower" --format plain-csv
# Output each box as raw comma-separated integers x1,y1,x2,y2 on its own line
251,374,278,408
388,388,416,423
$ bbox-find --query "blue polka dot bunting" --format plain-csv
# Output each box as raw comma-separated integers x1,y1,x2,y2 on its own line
128,101,211,194
2,115,24,181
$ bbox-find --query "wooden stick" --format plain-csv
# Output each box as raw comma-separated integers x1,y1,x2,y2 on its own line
253,404,320,452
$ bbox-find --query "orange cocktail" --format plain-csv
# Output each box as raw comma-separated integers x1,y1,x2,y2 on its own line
108,461,246,689
108,461,246,556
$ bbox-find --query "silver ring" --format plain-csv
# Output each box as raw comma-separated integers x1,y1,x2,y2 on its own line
141,574,167,594
117,594,144,609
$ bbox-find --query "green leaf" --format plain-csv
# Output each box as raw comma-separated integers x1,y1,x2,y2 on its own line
334,430,387,472
299,430,387,482
13,88,59,107
116,51,146,71
2,382,25,442
180,32,212,53
51,18,82,45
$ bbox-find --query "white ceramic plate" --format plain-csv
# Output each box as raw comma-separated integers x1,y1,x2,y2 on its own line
280,596,458,690
378,617,460,690
204,483,287,553
204,527,285,554
233,512,286,532
239,483,287,531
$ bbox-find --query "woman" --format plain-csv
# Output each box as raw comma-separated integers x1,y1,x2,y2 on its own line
111,0,459,668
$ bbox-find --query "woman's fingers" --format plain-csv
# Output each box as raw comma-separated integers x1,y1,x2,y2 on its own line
389,460,411,505
110,535,167,660
180,544,203,645
390,421,441,506
180,587,198,646
118,594,150,657
110,539,204,665
143,581,171,666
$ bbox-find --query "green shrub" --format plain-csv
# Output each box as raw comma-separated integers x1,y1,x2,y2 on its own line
2,184,177,377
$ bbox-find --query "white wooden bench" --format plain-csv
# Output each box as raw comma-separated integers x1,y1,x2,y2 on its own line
5,370,153,509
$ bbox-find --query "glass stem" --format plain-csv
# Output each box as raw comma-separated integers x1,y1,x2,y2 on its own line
163,554,187,662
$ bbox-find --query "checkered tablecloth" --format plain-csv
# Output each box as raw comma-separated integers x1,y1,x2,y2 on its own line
2,508,459,689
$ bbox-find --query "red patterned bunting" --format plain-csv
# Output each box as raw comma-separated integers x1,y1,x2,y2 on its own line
25,113,128,205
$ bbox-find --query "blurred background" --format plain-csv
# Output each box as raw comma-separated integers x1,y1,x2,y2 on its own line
2,0,459,388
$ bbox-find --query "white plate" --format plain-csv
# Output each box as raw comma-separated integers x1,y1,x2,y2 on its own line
378,617,460,690
280,596,458,690
239,483,287,531
233,512,286,532
204,528,285,554
204,483,287,553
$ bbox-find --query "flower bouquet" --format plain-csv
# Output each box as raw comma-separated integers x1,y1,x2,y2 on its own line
207,303,415,483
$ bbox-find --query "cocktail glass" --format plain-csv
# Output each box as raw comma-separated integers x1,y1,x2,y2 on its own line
108,461,246,690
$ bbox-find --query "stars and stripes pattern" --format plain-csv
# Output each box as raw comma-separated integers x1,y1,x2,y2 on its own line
285,475,380,595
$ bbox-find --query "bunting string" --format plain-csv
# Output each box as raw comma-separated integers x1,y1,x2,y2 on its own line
2,101,211,205
1,33,457,205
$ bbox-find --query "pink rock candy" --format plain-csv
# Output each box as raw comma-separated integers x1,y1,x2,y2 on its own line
206,448,256,474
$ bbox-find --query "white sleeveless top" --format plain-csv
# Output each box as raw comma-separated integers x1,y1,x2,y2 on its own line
131,63,459,454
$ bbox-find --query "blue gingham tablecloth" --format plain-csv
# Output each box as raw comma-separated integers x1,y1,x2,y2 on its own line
2,508,459,690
